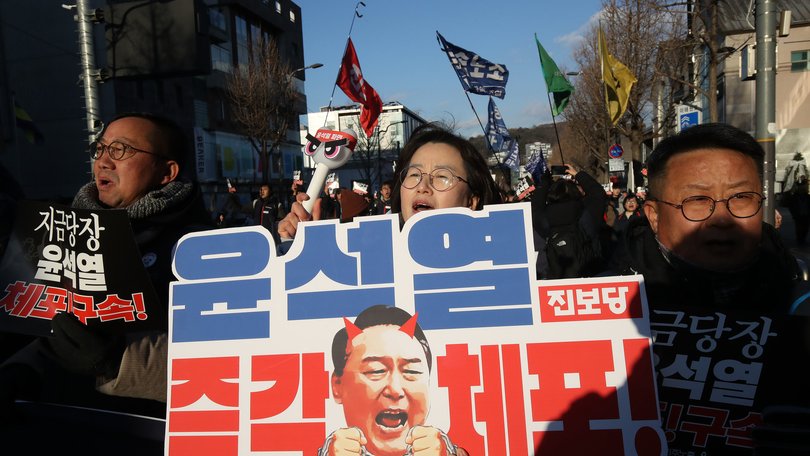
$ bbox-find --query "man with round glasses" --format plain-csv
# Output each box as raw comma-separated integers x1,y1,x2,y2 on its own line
0,113,210,419
613,122,809,315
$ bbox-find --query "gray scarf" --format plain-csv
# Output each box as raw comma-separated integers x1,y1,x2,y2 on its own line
72,180,194,220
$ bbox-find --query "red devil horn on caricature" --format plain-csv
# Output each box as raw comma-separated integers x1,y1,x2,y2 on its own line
343,317,363,344
398,312,419,338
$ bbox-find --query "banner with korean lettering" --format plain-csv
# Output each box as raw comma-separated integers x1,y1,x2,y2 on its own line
0,200,162,336
436,31,509,99
652,305,810,455
166,203,666,455
486,98,520,171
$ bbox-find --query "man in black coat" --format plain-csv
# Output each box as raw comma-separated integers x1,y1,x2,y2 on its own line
0,113,211,422
611,123,810,453
613,123,809,314
253,183,282,244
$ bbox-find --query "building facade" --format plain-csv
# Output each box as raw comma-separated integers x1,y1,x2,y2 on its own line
1,0,310,218
695,1,810,190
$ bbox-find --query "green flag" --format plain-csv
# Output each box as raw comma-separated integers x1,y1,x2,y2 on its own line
535,34,575,117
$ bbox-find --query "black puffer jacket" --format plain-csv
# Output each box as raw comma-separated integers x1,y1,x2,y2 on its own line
611,217,810,315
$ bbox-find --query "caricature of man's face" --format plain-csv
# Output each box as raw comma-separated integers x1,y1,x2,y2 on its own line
331,325,430,456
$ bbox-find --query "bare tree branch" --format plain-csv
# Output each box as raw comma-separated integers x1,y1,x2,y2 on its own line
227,37,296,185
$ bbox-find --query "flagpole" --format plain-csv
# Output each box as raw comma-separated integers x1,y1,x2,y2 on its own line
598,23,613,184
325,1,366,122
545,92,566,166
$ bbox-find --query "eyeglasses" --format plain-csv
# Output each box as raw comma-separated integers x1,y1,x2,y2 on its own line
399,166,469,192
89,140,165,161
649,191,765,222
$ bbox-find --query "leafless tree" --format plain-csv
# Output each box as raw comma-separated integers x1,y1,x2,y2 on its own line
227,37,296,185
562,0,687,178
657,0,740,123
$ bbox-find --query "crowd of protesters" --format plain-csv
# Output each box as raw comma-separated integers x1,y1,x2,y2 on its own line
1,116,809,454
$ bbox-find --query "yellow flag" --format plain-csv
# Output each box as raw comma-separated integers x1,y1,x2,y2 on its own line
599,28,637,125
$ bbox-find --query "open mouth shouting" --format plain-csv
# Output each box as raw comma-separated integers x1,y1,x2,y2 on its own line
375,409,408,431
96,176,114,190
412,200,433,214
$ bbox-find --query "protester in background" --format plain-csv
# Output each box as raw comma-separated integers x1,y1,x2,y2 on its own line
782,152,808,195
532,164,607,279
788,176,810,245
612,192,644,235
370,180,393,215
0,113,210,419
604,196,619,228
253,183,282,244
279,124,501,239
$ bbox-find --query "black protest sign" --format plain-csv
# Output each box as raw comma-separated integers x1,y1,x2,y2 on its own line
652,305,810,455
0,200,163,336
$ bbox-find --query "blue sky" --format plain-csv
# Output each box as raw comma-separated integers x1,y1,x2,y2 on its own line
299,0,604,138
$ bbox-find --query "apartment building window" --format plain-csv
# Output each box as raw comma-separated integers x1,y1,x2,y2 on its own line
235,15,249,69
276,1,281,13
209,8,227,32
791,50,810,71
211,44,232,72
290,10,296,23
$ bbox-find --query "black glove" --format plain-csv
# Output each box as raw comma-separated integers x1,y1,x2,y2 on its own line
46,313,125,378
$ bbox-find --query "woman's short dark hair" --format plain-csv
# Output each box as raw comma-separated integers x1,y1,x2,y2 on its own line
391,123,501,214
547,179,581,204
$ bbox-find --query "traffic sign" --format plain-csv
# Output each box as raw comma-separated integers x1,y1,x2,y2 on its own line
677,105,701,132
608,144,624,159
608,157,625,172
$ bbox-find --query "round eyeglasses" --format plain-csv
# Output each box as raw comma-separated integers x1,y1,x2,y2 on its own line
399,166,469,192
650,191,765,222
89,140,166,161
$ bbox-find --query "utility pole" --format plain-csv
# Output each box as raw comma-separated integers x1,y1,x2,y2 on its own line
66,0,104,147
755,0,776,225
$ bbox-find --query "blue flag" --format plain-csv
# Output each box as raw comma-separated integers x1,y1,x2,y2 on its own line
525,148,548,184
437,31,509,99
486,98,520,171
486,98,509,151
504,138,520,171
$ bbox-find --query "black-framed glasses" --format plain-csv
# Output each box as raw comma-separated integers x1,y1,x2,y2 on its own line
399,166,469,192
89,140,165,161
649,192,765,222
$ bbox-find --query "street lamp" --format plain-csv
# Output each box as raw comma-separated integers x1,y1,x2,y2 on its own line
288,62,323,81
